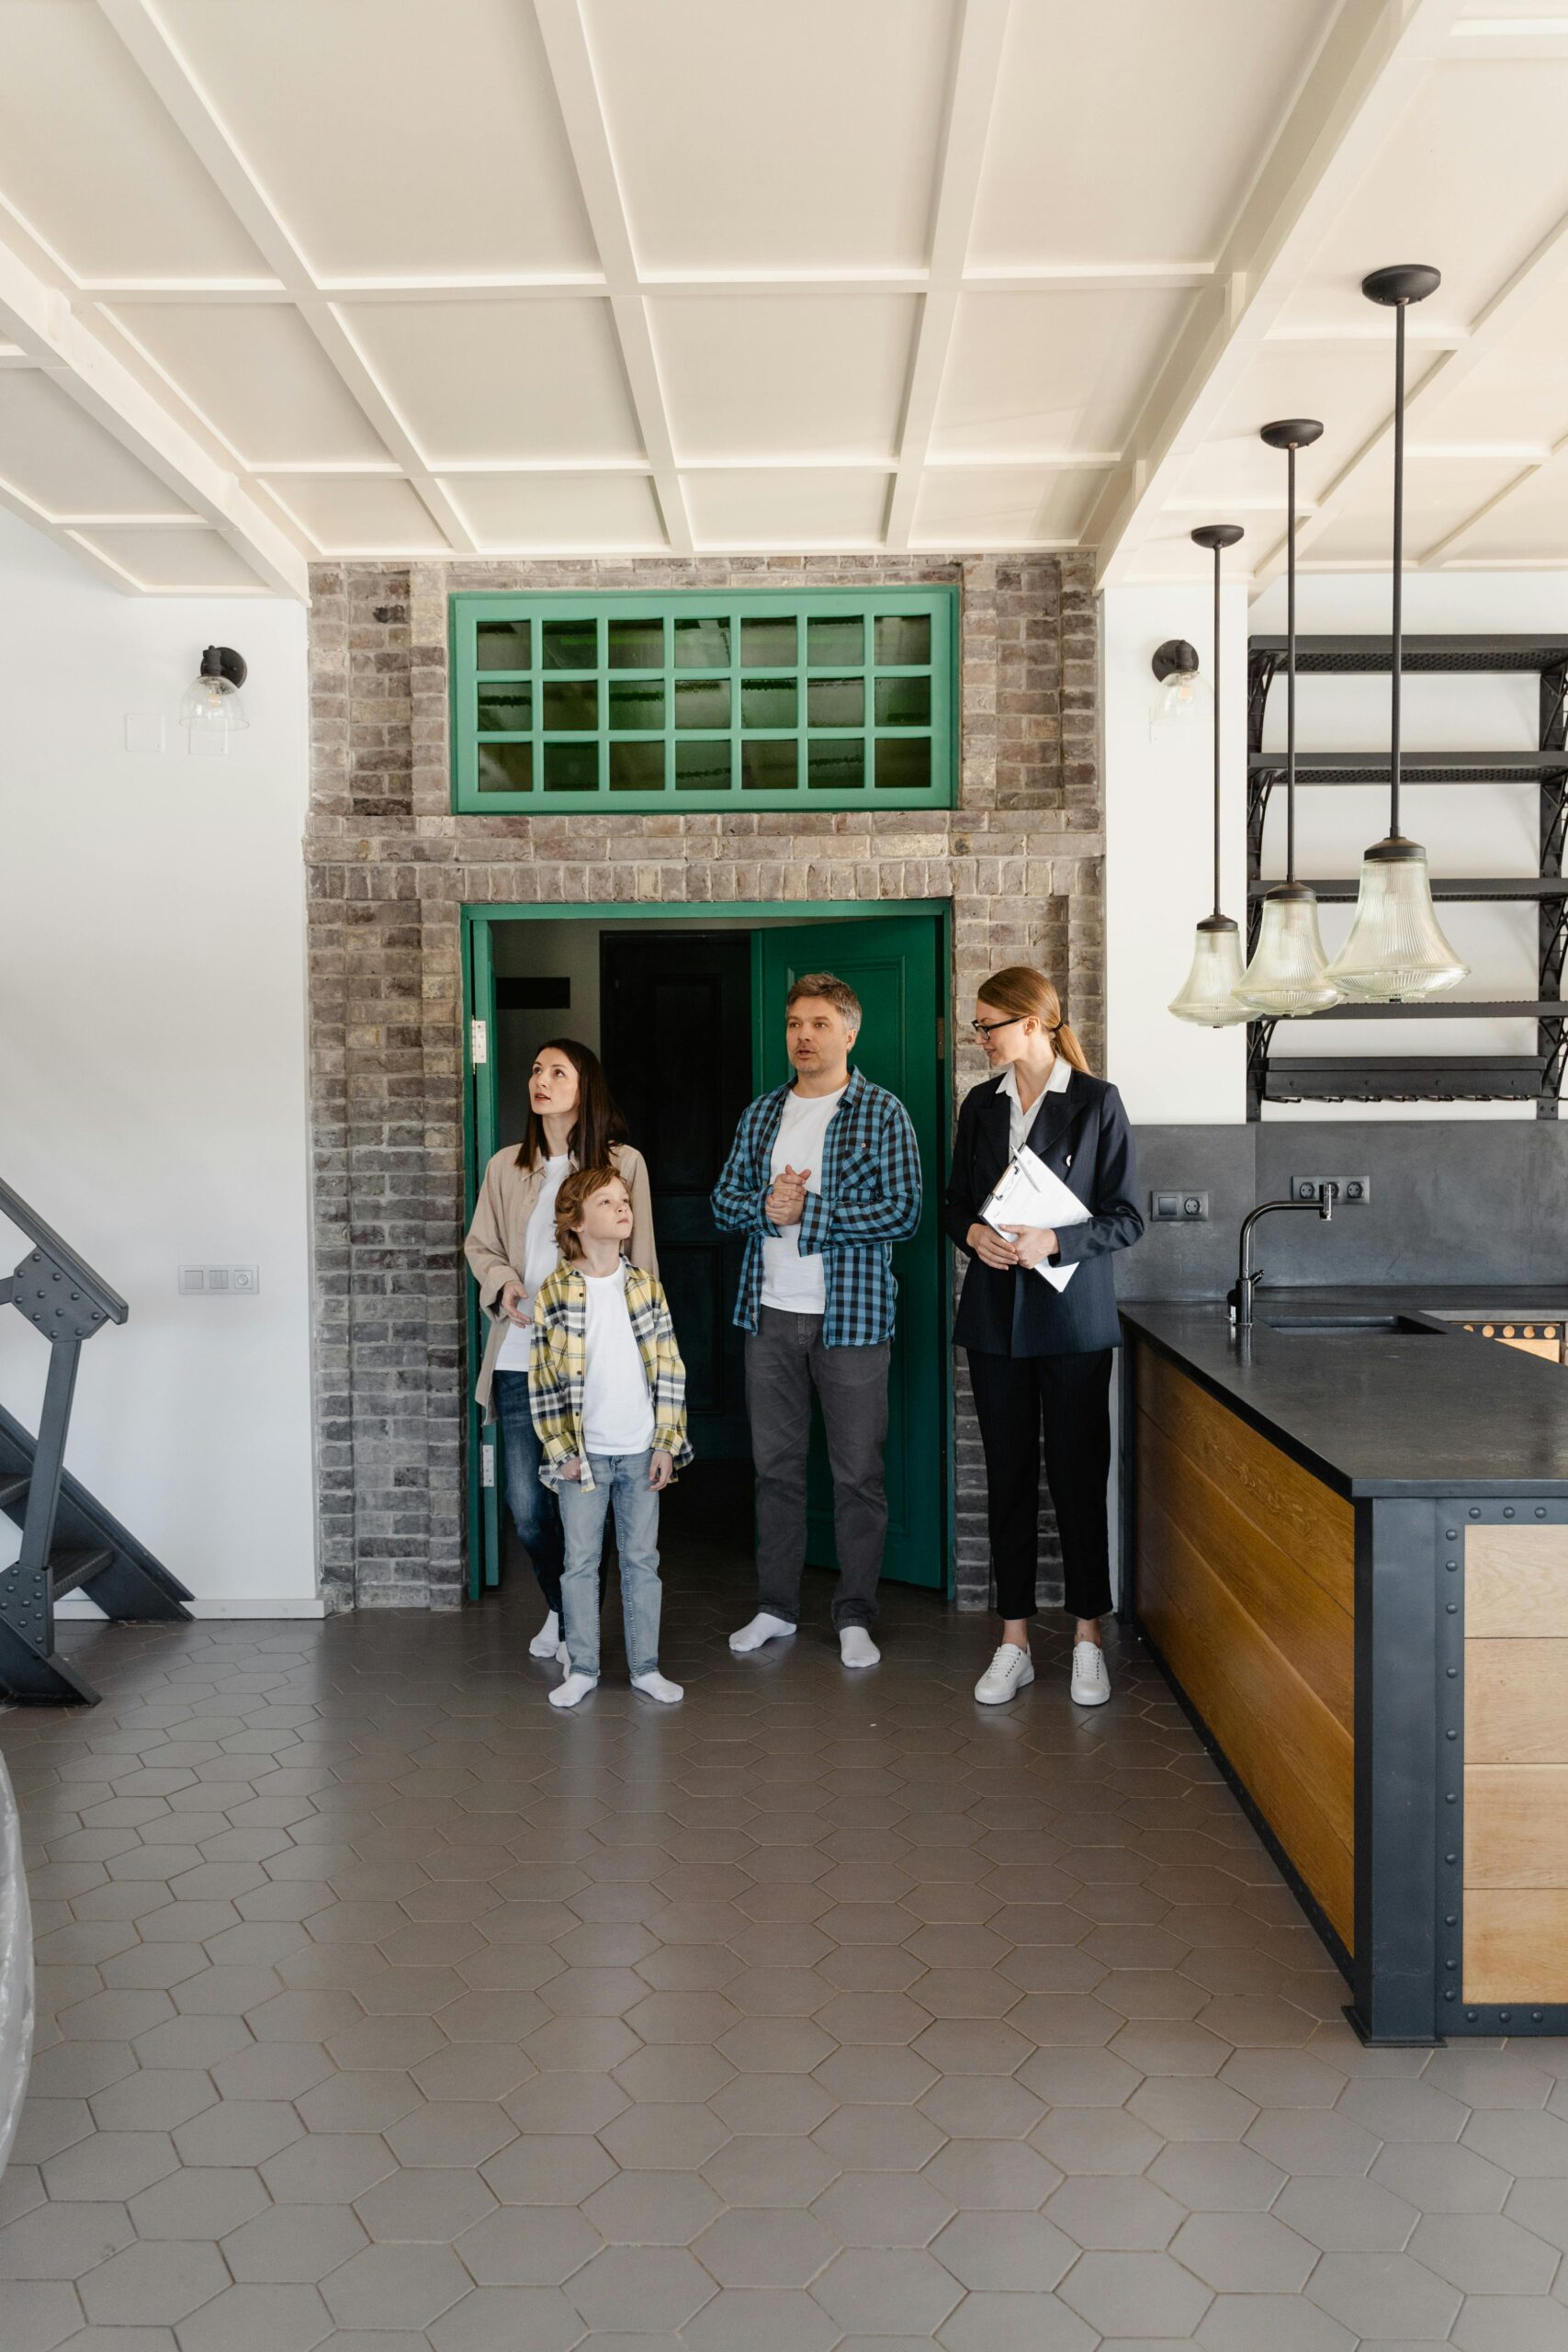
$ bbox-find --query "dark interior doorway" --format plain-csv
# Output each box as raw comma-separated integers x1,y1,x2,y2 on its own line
601,931,753,1458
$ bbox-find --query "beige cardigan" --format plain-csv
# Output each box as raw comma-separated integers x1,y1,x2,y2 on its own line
464,1140,657,1420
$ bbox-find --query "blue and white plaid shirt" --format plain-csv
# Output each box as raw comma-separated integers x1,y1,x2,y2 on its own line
711,1067,922,1347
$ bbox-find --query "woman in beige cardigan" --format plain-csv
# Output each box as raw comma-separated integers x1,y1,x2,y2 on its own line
465,1038,656,1660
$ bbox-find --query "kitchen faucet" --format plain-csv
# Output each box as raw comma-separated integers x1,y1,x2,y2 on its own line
1229,1189,1336,1334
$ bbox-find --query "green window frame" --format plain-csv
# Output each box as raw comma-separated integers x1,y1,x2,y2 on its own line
450,585,958,814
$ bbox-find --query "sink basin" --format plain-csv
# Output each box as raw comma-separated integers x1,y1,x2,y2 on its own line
1264,1314,1439,1335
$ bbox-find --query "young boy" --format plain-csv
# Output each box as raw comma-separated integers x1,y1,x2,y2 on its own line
529,1165,692,1711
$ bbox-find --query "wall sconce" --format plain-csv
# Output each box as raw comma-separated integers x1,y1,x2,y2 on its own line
1150,638,1206,727
180,646,250,754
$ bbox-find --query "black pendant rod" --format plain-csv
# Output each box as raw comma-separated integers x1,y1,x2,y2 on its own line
1362,266,1439,834
1211,534,1223,918
1390,295,1406,840
1286,439,1297,880
1189,522,1244,918
1260,421,1321,891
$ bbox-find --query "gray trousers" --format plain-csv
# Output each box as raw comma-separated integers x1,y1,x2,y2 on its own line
745,1306,891,1631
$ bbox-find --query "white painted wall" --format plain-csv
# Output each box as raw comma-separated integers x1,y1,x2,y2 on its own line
1247,570,1565,1122
1102,580,1249,1123
0,511,317,1612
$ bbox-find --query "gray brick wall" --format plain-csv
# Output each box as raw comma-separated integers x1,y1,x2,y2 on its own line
306,555,1104,1613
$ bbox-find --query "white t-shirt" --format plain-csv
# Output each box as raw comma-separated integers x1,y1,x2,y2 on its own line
581,1263,656,1457
760,1084,847,1316
494,1153,571,1373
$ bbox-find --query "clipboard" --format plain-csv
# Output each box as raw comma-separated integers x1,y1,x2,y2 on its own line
980,1143,1089,1295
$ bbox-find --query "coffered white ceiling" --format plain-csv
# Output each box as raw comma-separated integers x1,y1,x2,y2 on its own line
0,0,1566,594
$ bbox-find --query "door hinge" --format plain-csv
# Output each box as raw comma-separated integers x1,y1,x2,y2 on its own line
469,1016,489,1067
481,1441,495,1488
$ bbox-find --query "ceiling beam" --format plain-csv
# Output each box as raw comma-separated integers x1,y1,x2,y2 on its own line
0,237,307,597
884,0,1011,552
1086,0,1469,587
533,0,693,555
95,0,475,556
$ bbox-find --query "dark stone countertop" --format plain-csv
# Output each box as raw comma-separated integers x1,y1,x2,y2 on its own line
1119,1287,1568,1500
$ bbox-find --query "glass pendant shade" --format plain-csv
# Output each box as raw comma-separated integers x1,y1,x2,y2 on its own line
1323,838,1469,1002
1235,883,1341,1015
1169,914,1251,1026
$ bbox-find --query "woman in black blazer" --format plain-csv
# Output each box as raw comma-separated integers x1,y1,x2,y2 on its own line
945,967,1143,1711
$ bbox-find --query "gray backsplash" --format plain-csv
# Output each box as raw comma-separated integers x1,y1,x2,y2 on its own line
1119,1121,1568,1300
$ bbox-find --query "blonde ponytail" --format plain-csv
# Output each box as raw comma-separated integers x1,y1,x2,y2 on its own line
976,966,1093,1074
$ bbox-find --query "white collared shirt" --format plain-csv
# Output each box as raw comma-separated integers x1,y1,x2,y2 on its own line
999,1054,1071,1157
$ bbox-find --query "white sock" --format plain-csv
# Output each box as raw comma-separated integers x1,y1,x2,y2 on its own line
529,1609,561,1658
729,1611,796,1654
631,1670,683,1704
839,1627,881,1669
548,1671,597,1711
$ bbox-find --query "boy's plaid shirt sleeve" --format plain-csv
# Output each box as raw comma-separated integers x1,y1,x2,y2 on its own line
628,1272,694,1473
527,1273,587,1484
719,1072,922,1348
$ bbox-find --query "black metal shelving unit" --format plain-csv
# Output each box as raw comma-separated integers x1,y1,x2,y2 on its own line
1246,633,1568,1121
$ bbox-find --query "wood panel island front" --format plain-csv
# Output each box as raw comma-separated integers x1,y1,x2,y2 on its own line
1119,1293,1568,2045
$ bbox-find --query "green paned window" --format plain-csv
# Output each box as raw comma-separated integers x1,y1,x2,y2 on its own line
452,587,956,813
476,618,530,671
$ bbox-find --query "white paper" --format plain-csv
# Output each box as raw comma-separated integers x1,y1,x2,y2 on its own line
981,1143,1089,1294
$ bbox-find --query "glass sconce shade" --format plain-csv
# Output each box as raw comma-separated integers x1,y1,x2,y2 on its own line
180,645,249,750
1323,838,1469,1002
1168,914,1251,1026
1235,883,1341,1016
1150,637,1207,727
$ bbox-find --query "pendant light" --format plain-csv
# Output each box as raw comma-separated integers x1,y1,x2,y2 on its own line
1169,523,1250,1026
1235,421,1341,1016
1325,266,1468,1001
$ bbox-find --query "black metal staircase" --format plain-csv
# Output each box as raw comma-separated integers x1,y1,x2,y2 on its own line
0,1179,190,1705
1246,634,1568,1120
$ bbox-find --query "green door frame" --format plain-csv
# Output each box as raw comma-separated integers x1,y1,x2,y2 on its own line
460,899,955,1603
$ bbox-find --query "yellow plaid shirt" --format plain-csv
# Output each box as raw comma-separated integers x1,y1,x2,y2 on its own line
527,1260,693,1492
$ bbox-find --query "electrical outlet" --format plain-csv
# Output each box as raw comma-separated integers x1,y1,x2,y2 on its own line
1151,1191,1209,1222
1292,1176,1371,1206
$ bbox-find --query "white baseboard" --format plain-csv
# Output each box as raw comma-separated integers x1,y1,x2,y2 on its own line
55,1596,327,1621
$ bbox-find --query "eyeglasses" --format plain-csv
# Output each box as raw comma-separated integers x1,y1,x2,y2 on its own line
970,1015,1023,1037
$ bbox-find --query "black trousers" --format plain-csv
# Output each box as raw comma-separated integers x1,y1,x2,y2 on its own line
966,1347,1114,1623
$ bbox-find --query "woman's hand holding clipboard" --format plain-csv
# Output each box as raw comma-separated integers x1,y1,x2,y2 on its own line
979,1145,1089,1295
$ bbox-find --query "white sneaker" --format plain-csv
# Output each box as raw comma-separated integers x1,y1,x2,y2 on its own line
1070,1642,1111,1707
839,1627,881,1670
729,1611,795,1655
631,1671,683,1705
975,1644,1034,1706
548,1671,598,1711
530,1610,561,1659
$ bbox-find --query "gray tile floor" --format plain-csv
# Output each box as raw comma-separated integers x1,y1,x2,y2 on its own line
6,1476,1568,2350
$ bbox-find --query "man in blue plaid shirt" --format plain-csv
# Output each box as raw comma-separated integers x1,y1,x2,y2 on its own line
712,973,922,1670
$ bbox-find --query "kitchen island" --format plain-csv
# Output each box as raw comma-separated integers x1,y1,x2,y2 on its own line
1120,1289,1568,2045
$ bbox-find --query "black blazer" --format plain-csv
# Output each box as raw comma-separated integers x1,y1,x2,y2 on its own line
945,1069,1144,1357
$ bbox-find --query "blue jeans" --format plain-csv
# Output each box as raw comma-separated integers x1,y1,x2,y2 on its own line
493,1370,572,1615
557,1452,663,1680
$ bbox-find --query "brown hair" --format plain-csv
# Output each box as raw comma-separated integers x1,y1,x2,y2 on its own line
516,1037,627,1174
553,1164,628,1262
784,972,862,1033
976,967,1091,1074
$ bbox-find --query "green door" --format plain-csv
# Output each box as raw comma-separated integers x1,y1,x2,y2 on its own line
753,915,948,1593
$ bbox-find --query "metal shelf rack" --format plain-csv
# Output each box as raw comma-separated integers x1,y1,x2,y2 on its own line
1246,634,1568,1121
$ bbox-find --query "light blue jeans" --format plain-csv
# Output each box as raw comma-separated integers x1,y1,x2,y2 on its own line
557,1451,663,1680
